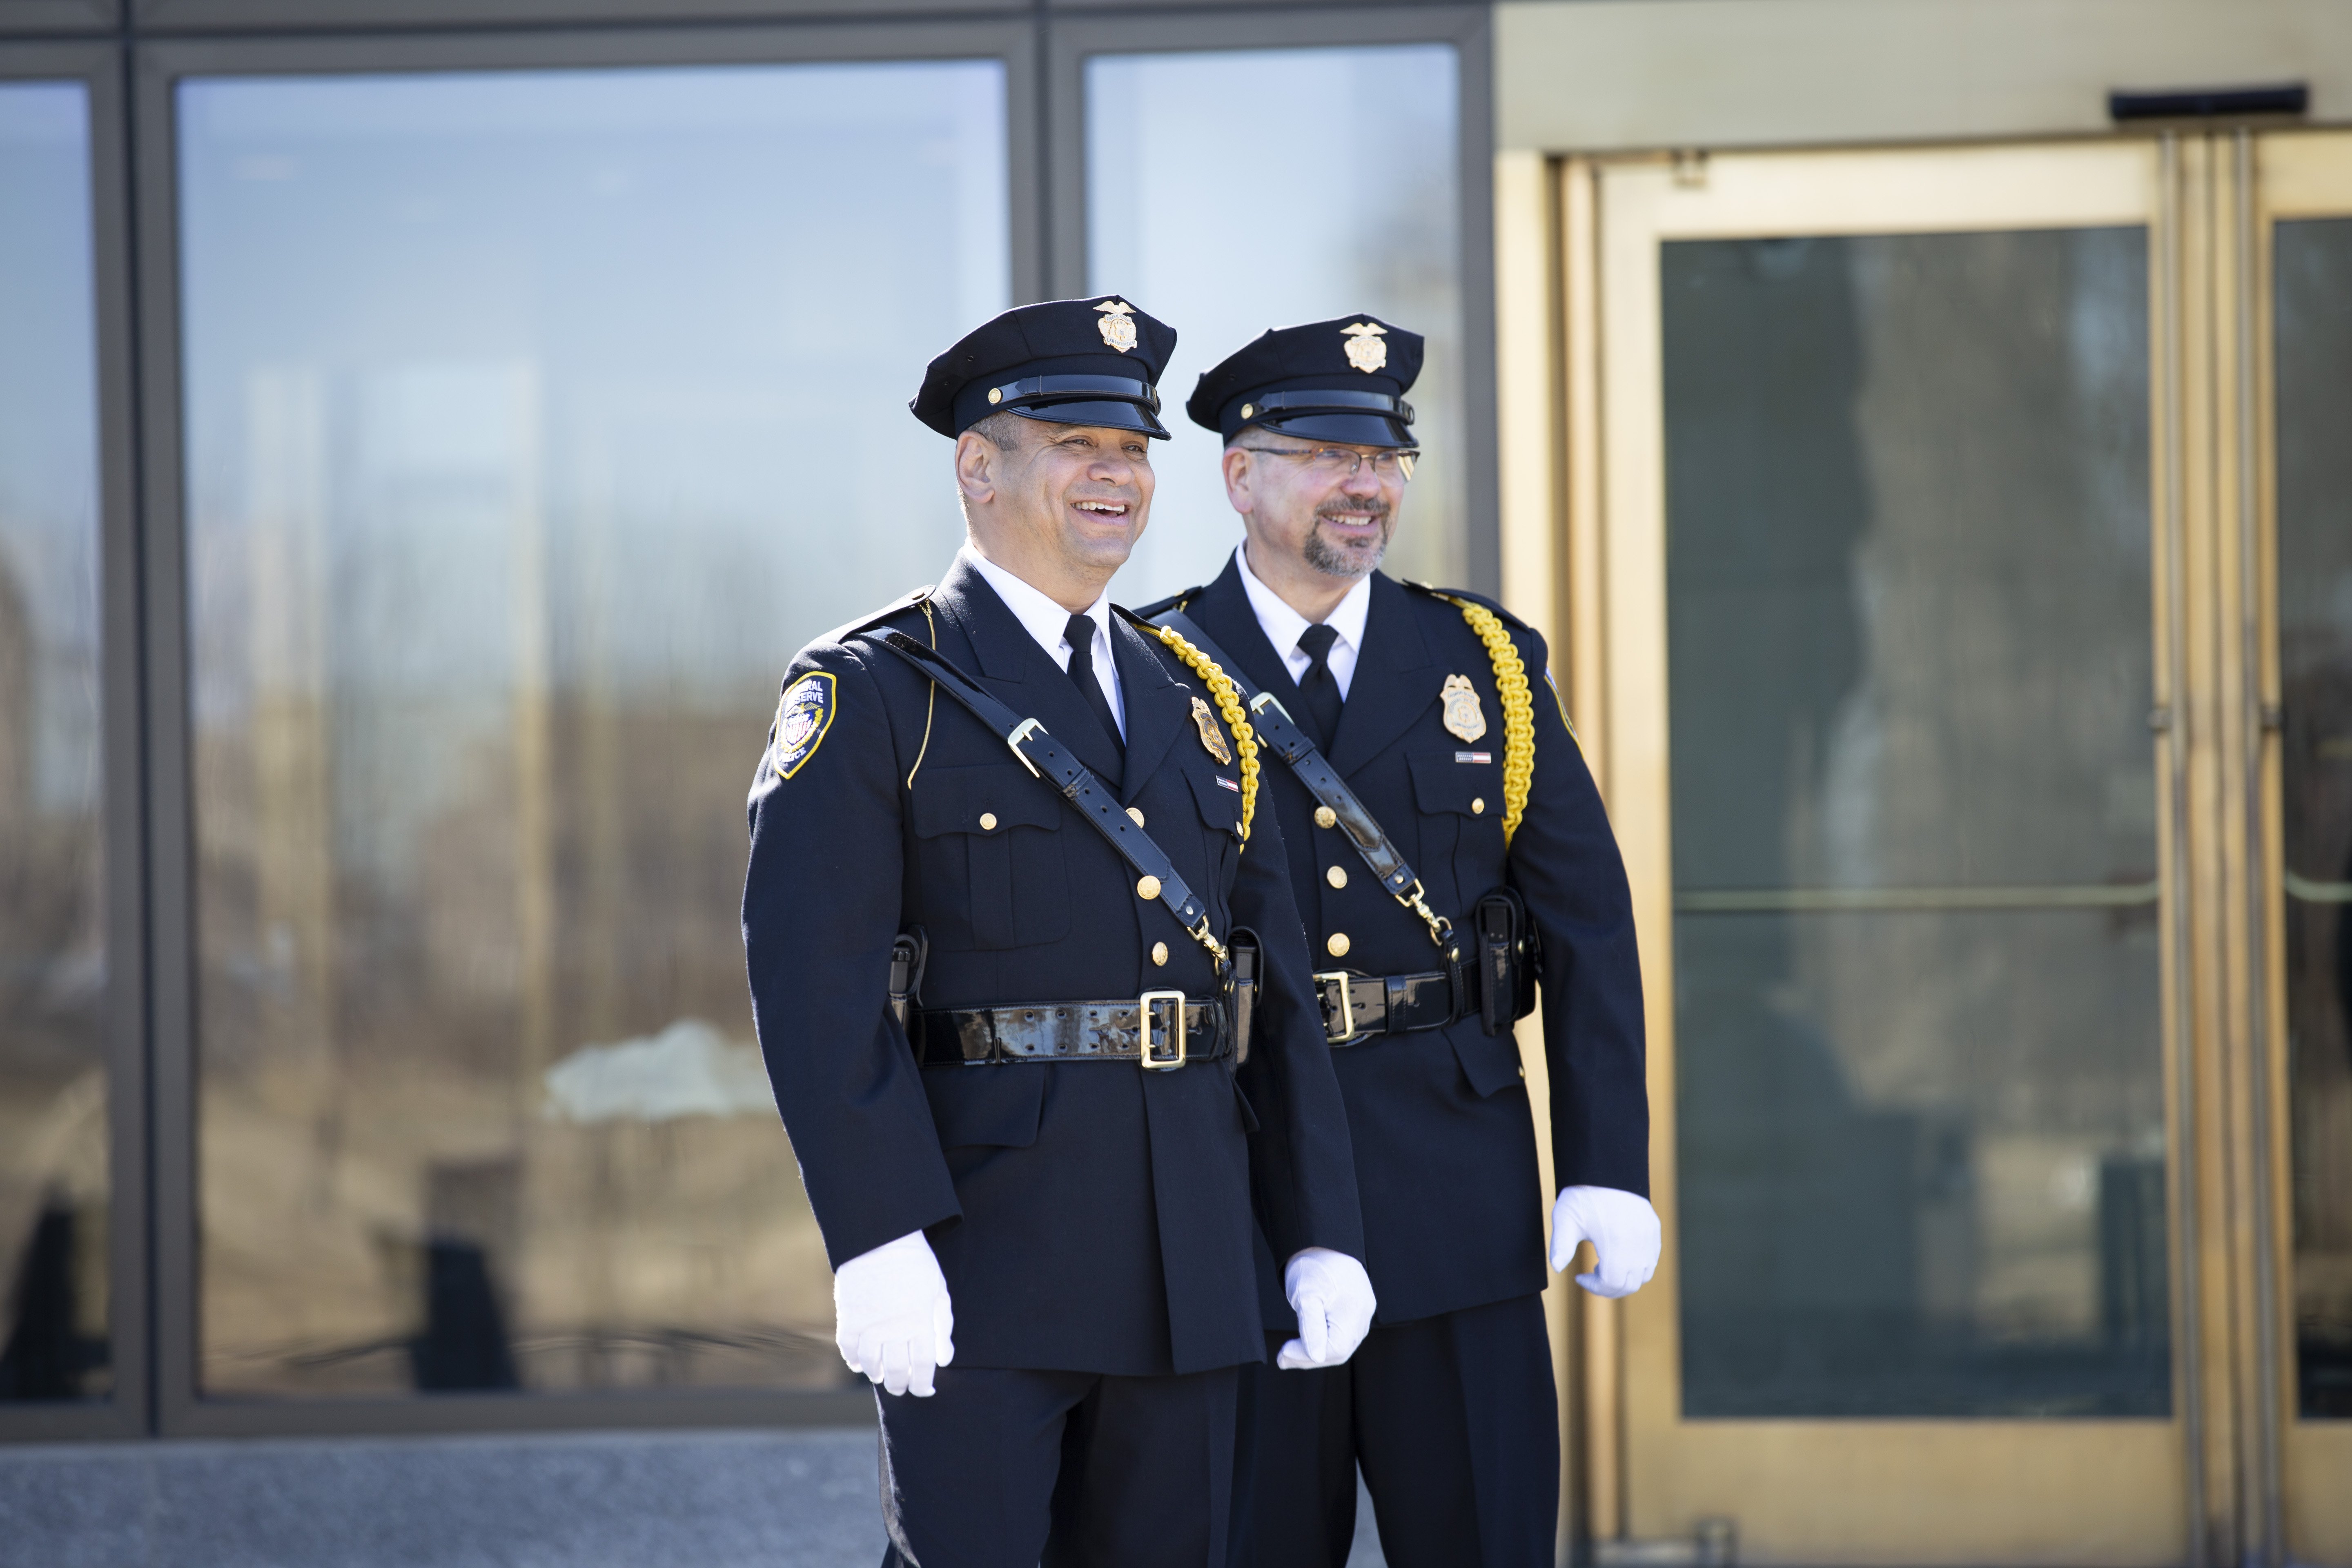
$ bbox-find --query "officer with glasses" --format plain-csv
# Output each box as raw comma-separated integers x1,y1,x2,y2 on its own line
1139,315,1658,1567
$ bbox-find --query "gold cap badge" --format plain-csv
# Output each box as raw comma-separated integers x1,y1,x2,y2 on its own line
1095,298,1138,354
1441,673,1488,742
1342,321,1388,374
1190,696,1233,765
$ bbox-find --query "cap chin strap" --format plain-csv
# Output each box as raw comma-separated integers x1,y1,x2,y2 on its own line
982,373,1162,417
1230,386,1415,425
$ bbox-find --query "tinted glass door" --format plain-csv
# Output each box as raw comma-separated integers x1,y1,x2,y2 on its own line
1590,144,2185,1565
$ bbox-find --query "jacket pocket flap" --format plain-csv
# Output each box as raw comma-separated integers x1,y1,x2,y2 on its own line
1185,767,1244,835
1407,750,1497,817
910,764,1062,839
1450,1027,1525,1098
922,1065,1047,1149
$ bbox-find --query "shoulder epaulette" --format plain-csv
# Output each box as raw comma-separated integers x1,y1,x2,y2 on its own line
1129,585,1206,620
822,585,934,647
1400,579,1530,633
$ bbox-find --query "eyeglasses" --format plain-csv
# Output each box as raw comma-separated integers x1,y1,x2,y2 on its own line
1236,444,1419,481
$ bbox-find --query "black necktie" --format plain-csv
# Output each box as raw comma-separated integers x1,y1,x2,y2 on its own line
1064,612,1125,759
1296,623,1344,752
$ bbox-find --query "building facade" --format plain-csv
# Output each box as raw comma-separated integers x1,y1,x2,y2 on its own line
0,1,2346,1564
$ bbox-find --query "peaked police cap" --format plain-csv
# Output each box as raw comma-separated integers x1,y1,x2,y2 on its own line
911,295,1177,439
1186,313,1423,448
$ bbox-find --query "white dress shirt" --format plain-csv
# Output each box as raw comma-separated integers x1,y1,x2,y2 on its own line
1235,543,1372,700
960,546,1125,739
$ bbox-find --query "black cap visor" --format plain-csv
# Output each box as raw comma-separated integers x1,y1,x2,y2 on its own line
1250,411,1416,448
1008,399,1172,439
955,371,1169,439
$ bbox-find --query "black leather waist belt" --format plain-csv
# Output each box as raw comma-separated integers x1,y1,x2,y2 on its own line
916,995,1230,1070
1314,969,1464,1047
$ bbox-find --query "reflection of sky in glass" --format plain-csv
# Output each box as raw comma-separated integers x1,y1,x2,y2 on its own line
0,84,100,815
1087,45,1462,603
180,64,1006,705
179,63,1007,884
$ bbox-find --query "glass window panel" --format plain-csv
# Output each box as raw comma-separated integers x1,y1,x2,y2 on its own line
2276,216,2352,1420
0,81,111,1407
0,82,109,1406
1085,45,1463,599
1664,228,2168,1416
178,62,1008,1398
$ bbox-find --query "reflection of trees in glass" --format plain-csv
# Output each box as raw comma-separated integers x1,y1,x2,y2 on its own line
176,62,1007,1399
1665,229,2167,1418
0,538,111,1403
2276,217,2352,1419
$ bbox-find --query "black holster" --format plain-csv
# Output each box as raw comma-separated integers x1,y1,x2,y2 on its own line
887,926,929,1046
1473,889,1542,1036
1225,928,1261,1066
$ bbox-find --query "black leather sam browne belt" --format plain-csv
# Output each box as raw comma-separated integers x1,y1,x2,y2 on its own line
866,620,1261,1071
1131,606,1539,1047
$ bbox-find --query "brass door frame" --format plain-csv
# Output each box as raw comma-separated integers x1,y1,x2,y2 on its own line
1492,132,2352,1567
2252,127,2352,1568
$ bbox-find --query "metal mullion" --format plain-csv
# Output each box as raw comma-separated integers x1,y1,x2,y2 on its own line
0,37,149,1447
2155,127,2212,1568
127,16,1036,1442
0,0,118,36
2230,121,2285,1568
1044,4,1502,593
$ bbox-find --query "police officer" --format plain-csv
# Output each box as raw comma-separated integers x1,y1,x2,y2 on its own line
742,296,1378,1568
1139,315,1658,1567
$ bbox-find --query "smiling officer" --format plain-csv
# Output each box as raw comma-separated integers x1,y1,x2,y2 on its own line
1140,315,1657,1568
742,296,1376,1568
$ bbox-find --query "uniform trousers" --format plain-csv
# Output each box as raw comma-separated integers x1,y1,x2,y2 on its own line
1228,1292,1557,1568
878,1361,1240,1568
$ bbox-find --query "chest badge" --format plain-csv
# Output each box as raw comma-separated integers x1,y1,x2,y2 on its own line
1095,298,1138,354
1440,673,1488,743
1190,696,1234,764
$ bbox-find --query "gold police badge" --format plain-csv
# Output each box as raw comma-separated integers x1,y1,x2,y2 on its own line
1342,321,1388,374
1440,673,1487,742
1095,299,1138,354
1190,696,1233,765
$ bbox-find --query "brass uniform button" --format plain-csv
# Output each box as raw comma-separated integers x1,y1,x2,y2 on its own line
1127,807,1146,826
1152,941,1169,966
1471,798,1486,815
1136,875,1161,901
1314,806,1338,830
1326,865,1348,889
1327,932,1351,958
979,812,998,831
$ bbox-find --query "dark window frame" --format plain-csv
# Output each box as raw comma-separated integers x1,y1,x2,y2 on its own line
0,37,152,1446
0,0,1491,1444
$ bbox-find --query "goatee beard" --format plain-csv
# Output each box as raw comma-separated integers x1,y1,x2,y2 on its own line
1303,508,1392,577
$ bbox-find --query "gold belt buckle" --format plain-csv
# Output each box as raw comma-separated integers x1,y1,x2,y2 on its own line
1313,970,1356,1043
1140,989,1187,1070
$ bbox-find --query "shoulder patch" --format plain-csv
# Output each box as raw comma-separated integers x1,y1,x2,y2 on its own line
1400,579,1530,632
770,672,837,779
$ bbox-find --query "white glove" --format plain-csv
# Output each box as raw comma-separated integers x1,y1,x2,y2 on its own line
1277,1247,1377,1370
833,1230,955,1397
1549,1186,1661,1298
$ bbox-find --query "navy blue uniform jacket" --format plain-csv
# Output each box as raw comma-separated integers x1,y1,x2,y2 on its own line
742,556,1365,1378
1162,560,1646,1326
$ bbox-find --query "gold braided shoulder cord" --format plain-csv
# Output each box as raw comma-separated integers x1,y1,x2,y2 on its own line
1146,624,1260,844
1437,596,1535,845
